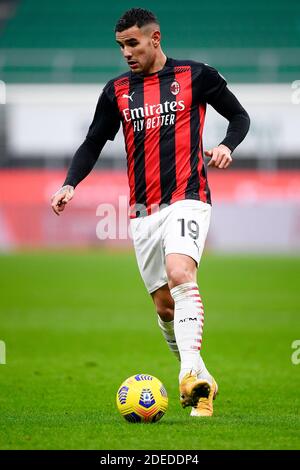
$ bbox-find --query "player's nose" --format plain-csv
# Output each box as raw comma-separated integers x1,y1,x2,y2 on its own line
123,47,132,60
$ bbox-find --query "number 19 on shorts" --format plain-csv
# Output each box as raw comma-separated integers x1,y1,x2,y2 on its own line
177,218,200,240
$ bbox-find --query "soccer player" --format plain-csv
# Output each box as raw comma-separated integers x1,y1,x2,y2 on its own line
51,8,250,417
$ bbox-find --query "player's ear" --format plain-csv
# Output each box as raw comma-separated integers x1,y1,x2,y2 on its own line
151,29,161,48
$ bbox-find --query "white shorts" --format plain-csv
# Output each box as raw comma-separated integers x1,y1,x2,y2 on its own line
130,199,211,294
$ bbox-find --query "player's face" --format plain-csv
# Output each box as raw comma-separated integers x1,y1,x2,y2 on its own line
116,25,159,74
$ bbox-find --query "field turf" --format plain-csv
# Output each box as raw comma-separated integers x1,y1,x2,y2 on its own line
0,250,299,450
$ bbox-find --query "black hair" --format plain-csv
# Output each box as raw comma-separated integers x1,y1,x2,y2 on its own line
115,8,159,33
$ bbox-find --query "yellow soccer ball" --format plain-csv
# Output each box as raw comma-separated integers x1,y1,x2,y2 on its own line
116,374,168,423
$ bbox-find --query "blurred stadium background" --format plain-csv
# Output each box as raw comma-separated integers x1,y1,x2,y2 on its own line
0,0,299,252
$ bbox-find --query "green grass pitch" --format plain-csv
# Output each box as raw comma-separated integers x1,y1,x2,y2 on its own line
0,250,299,450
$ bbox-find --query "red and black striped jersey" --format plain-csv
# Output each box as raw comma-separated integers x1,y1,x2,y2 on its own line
87,58,228,218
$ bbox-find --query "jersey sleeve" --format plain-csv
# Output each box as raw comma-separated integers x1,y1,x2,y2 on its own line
199,64,227,104
86,83,121,143
211,87,250,152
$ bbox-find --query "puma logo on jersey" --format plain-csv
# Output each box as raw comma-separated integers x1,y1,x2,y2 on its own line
122,92,135,102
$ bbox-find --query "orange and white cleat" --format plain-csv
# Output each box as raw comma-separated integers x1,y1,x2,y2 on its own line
190,377,218,417
179,371,211,408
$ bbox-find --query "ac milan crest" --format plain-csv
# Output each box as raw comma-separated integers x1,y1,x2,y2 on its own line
170,80,180,96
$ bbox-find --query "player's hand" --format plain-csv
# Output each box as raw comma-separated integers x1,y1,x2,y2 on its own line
51,185,74,216
205,144,232,169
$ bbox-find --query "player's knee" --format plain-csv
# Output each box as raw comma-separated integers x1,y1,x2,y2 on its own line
168,266,194,289
156,306,174,322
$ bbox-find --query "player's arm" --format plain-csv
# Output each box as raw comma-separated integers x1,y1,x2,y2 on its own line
200,64,250,169
51,86,120,215
207,87,250,169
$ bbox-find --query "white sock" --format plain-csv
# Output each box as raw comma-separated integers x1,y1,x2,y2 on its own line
196,354,212,385
157,315,180,361
170,281,210,383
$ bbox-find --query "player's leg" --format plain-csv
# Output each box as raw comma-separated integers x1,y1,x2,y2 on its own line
150,284,180,360
130,211,181,361
166,252,217,413
162,200,218,414
130,211,179,358
166,253,211,379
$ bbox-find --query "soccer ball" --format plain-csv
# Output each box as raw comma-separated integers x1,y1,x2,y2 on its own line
116,374,168,423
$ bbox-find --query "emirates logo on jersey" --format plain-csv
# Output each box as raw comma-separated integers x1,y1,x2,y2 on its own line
122,98,186,132
170,80,180,96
